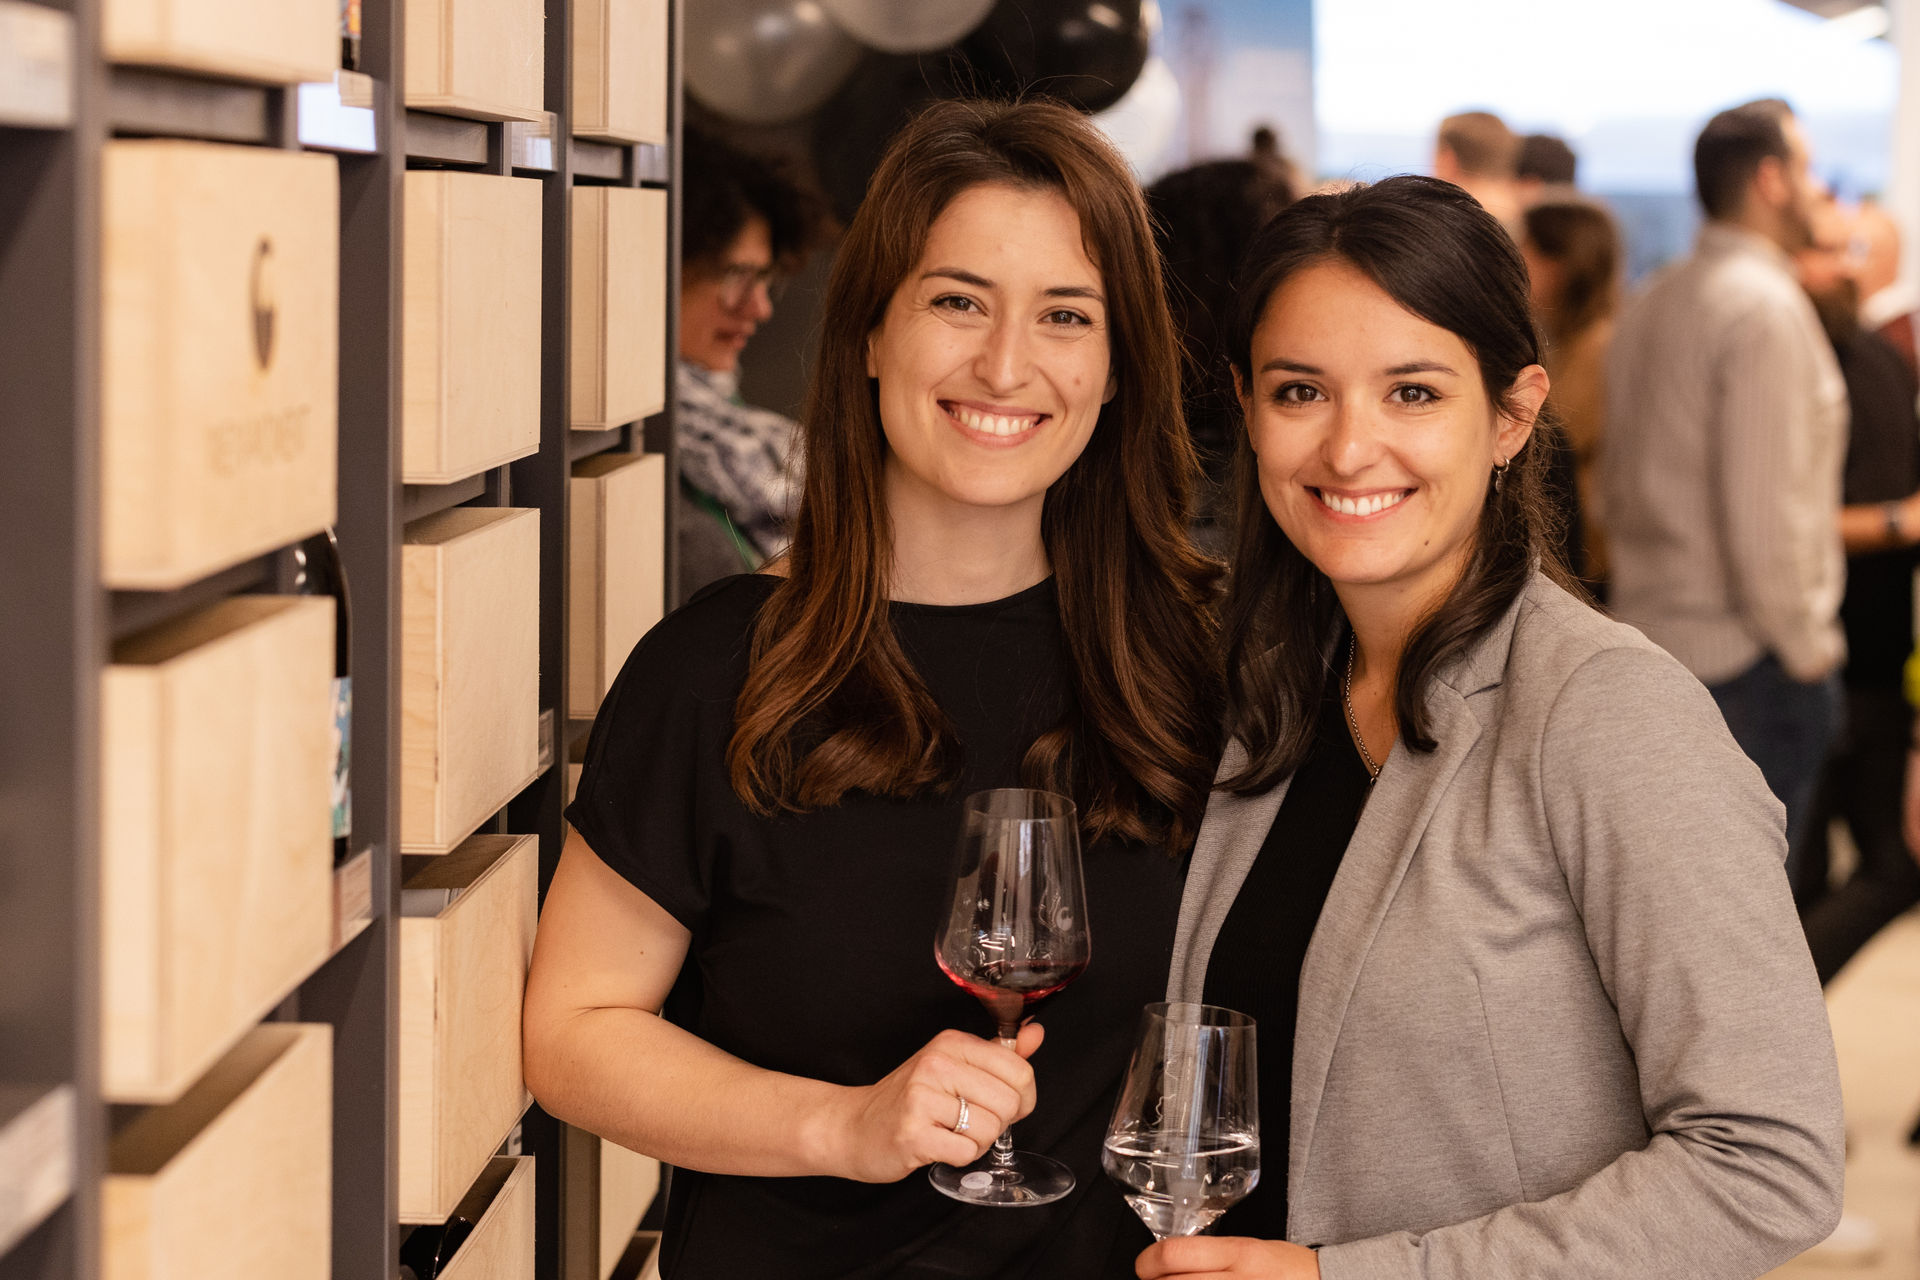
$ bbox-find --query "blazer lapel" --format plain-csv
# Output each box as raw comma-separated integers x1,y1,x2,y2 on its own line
1287,682,1485,1213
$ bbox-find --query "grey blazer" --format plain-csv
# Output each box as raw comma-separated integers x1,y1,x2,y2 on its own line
1171,573,1844,1278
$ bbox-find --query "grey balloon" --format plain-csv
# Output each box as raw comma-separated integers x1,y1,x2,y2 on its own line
686,0,865,126
822,0,995,53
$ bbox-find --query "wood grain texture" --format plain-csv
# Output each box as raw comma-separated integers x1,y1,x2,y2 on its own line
571,0,667,144
102,141,339,589
438,1157,535,1280
569,186,667,430
402,171,543,484
398,835,538,1223
404,0,543,121
598,1139,659,1280
0,1087,74,1257
567,453,665,719
105,1024,332,1280
102,596,334,1103
103,0,335,83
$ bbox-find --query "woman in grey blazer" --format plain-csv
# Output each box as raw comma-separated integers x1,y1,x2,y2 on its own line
1137,177,1844,1279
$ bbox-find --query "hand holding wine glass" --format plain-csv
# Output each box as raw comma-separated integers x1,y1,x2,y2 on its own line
929,788,1090,1207
1105,1002,1259,1240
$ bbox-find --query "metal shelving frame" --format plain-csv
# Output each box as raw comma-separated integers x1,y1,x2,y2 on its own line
0,0,679,1274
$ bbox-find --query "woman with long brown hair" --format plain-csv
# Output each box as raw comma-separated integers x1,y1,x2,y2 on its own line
522,98,1219,1278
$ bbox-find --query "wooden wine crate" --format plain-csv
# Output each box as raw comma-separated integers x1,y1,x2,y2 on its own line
400,507,540,854
103,140,339,589
398,834,538,1223
572,0,668,144
570,186,667,430
104,0,335,83
405,0,543,121
599,1140,660,1280
437,1157,535,1280
568,453,665,719
103,596,334,1104
403,171,542,484
105,1024,332,1280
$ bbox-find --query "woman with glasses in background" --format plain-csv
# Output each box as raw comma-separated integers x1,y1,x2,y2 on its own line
676,124,827,602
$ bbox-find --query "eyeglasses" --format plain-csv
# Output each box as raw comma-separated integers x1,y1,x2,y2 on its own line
709,262,785,311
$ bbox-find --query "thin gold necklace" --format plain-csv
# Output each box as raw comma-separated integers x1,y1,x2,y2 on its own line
1343,636,1383,784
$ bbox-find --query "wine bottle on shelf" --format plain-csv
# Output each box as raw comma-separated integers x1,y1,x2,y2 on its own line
339,0,361,71
292,527,352,864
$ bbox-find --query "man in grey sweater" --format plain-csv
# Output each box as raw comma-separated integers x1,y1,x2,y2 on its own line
1605,98,1848,891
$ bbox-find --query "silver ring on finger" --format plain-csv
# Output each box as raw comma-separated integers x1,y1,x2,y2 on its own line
952,1095,971,1134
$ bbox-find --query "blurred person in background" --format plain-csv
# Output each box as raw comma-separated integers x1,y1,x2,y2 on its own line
1248,123,1303,196
1431,110,1520,229
1515,132,1578,205
1793,196,1920,970
1604,99,1847,883
1147,158,1296,553
677,123,827,604
1853,200,1919,380
1521,197,1621,590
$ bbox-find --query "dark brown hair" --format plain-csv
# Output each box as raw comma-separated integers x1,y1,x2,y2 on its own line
1522,198,1622,340
681,120,828,269
727,98,1222,849
1438,111,1519,179
1694,98,1794,221
1220,175,1571,793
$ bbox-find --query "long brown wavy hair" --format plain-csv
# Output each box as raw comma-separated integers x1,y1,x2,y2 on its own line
1220,176,1575,793
726,97,1222,849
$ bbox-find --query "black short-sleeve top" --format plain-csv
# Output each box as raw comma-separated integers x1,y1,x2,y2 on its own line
565,574,1182,1279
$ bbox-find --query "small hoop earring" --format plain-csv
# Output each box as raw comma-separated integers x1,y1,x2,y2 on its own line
1492,456,1511,494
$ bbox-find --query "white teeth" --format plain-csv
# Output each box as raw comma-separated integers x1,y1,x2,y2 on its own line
1318,490,1407,517
952,406,1041,437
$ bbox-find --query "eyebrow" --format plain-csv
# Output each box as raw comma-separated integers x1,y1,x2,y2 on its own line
921,268,1105,304
1258,358,1461,377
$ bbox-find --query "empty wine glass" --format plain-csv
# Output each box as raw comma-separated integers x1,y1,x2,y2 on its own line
929,788,1091,1207
1104,1002,1259,1239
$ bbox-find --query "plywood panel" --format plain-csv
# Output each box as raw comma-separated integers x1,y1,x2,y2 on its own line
569,186,667,430
398,835,537,1223
598,1140,659,1280
103,141,338,589
405,0,543,121
437,1157,535,1280
105,1024,332,1280
572,0,667,144
400,508,540,854
103,596,334,1103
104,0,335,83
403,171,542,485
568,453,665,719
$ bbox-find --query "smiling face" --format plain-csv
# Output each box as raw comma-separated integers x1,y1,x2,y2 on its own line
1241,257,1545,620
865,182,1114,526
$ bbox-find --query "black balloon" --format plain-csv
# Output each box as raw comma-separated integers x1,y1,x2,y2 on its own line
810,51,962,225
956,0,1149,114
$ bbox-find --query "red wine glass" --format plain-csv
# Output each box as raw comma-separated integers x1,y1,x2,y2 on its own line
929,788,1090,1207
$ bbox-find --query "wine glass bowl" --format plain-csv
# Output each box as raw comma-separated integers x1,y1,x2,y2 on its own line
1104,1002,1259,1240
929,788,1090,1207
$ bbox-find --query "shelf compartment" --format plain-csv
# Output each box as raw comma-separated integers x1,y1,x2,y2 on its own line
103,596,335,1103
398,835,537,1223
104,0,334,84
598,1139,659,1280
568,453,664,720
435,1156,535,1280
0,1085,74,1257
572,0,667,145
400,507,541,854
570,186,666,431
102,140,339,590
403,170,542,485
405,0,543,122
105,1024,333,1280
0,2,74,129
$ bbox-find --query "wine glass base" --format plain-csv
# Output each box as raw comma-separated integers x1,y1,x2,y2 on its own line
928,1152,1075,1207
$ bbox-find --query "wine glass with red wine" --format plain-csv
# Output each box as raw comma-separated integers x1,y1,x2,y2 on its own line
929,788,1091,1207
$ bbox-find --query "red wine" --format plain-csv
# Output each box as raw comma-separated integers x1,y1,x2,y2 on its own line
940,956,1088,1031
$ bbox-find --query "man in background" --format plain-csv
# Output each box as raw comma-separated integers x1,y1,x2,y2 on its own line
1854,200,1919,381
1432,110,1521,228
1516,132,1578,204
1605,98,1848,888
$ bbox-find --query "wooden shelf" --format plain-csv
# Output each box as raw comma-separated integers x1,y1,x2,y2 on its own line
107,65,273,142
0,1085,74,1257
0,2,74,129
404,108,490,165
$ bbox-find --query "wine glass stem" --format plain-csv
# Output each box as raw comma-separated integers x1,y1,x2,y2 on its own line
992,1032,1020,1169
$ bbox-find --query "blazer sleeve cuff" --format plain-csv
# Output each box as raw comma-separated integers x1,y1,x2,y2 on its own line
1313,1234,1423,1280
